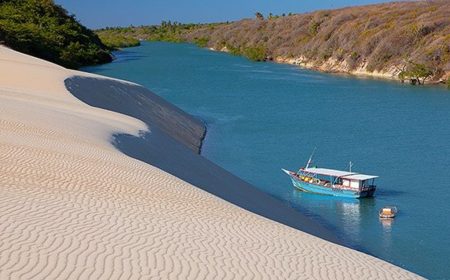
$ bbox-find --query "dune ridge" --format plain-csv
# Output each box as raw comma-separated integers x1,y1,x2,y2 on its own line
0,45,422,279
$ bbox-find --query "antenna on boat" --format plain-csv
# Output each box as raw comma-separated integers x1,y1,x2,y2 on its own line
305,147,317,169
349,161,353,172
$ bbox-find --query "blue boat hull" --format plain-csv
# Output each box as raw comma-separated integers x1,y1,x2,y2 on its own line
289,177,375,199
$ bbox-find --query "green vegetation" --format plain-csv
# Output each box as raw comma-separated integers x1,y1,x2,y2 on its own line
309,21,321,36
95,28,140,49
95,22,268,61
224,44,240,56
243,46,267,61
399,63,433,85
447,77,450,89
95,22,223,49
193,37,209,48
0,0,112,68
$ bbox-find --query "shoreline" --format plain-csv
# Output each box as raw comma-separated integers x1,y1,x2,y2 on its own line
197,118,208,155
209,46,449,86
0,45,423,279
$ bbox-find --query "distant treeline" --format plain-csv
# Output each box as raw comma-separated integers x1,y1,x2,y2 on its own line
95,22,223,49
0,0,111,68
95,1,450,84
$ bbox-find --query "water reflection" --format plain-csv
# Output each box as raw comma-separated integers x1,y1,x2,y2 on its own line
380,218,394,252
380,217,394,231
289,189,378,243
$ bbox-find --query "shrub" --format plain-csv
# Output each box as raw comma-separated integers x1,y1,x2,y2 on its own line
194,37,209,48
350,51,359,60
309,21,321,36
243,46,267,61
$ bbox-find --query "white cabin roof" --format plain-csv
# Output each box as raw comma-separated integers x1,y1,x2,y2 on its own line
302,167,378,181
303,167,355,177
341,174,378,181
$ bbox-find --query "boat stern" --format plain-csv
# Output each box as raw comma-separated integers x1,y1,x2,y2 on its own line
358,186,376,198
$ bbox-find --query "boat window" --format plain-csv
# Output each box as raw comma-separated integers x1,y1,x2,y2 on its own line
350,180,360,188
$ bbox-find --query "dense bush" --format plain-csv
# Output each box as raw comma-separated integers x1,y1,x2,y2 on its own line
0,0,112,68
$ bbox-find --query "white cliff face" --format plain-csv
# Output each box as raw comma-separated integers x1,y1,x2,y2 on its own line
275,55,402,80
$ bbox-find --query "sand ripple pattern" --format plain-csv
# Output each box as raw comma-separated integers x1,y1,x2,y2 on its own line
0,46,421,279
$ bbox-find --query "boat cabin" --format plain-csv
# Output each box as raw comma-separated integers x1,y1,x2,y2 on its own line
341,174,378,191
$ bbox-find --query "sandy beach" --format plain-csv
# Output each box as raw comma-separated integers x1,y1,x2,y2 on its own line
0,45,422,279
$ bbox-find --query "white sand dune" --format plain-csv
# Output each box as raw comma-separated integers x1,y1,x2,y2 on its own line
0,46,422,279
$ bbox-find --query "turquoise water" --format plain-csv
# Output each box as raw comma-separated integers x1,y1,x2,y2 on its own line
84,42,450,279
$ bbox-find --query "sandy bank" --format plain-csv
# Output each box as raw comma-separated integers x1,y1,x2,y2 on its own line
0,45,422,279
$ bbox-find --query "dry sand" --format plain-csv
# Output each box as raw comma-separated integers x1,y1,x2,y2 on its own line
0,46,422,279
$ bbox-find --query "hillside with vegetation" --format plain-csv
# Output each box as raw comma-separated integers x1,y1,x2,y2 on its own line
97,1,450,84
0,0,111,68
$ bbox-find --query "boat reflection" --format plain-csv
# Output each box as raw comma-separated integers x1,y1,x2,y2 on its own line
380,217,394,231
379,215,394,251
289,189,376,243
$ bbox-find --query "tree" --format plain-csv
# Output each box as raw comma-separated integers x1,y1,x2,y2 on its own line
255,12,264,20
398,62,433,85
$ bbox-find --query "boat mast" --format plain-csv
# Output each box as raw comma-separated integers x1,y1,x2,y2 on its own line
349,161,353,172
305,147,317,169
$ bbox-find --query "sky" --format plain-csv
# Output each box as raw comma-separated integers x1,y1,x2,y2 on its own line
55,0,394,29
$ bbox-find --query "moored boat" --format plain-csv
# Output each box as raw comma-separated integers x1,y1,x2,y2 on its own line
282,154,378,198
379,206,398,218
282,167,377,198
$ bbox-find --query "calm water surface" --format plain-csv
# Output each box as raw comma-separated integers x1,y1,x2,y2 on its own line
84,42,450,279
